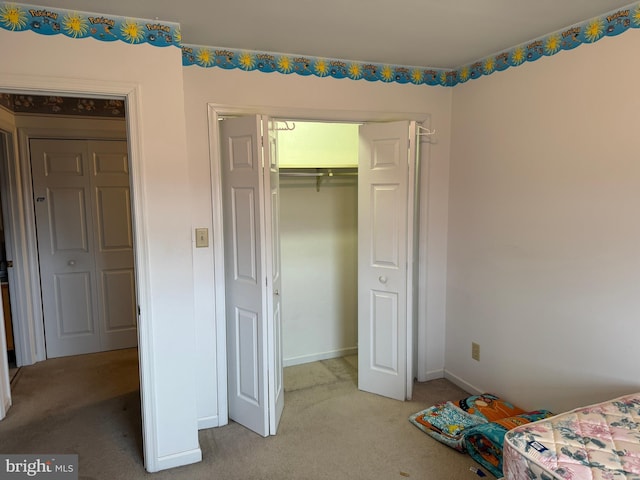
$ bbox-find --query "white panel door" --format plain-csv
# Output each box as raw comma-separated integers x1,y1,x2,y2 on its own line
89,140,137,351
265,122,284,434
358,121,415,401
32,139,100,358
220,115,283,437
30,139,136,358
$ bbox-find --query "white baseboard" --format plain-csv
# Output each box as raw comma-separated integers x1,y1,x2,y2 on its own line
283,347,358,367
197,415,220,430
443,370,483,395
419,369,445,382
150,448,202,473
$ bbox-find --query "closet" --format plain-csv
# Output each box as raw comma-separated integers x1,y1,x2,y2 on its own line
277,121,360,367
219,114,416,436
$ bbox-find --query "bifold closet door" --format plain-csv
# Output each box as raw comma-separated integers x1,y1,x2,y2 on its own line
30,138,137,359
220,115,283,437
358,120,416,401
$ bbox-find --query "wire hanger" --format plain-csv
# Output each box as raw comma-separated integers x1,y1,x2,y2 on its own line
417,125,436,143
417,125,436,136
274,121,296,131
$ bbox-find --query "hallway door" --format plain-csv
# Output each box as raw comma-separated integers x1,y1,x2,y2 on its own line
30,139,137,358
358,121,417,401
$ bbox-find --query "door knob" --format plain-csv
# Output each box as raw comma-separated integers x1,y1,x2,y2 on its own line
68,260,76,266
274,289,280,296
378,276,388,284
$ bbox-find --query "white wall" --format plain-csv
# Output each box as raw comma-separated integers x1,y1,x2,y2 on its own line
0,30,200,471
447,30,640,413
278,121,358,168
280,175,358,365
183,66,453,422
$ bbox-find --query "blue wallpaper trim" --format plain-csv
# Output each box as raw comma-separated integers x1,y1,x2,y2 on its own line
454,3,640,85
182,3,640,87
181,45,451,86
0,1,180,48
2,1,638,86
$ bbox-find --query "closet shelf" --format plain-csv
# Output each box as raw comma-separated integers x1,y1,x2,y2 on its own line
279,167,357,191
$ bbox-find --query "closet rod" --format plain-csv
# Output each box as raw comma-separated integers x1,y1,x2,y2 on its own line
280,168,358,192
279,171,357,177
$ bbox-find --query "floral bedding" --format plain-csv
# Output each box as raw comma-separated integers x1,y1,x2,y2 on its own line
503,393,640,480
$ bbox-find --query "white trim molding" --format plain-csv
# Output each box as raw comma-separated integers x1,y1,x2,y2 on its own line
0,73,162,473
208,103,432,421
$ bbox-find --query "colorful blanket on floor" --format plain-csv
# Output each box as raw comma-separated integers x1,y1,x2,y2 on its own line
410,393,553,478
409,401,487,451
463,411,554,478
409,393,525,452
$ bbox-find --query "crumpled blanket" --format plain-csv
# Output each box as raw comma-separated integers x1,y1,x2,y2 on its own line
464,411,554,478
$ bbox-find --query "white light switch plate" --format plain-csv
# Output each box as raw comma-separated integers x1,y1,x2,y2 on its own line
195,228,209,248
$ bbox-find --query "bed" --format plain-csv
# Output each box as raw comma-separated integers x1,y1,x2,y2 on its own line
503,393,640,480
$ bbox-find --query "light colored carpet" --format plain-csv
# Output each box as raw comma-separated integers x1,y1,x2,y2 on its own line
0,349,496,479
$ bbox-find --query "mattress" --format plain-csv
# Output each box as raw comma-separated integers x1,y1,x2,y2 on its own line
503,393,640,480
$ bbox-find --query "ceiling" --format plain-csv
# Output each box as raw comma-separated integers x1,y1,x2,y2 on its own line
22,0,636,69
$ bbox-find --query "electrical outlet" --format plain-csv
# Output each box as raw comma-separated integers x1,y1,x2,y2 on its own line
472,342,480,361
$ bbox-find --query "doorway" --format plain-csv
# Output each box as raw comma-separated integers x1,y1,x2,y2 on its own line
0,93,142,461
277,121,359,370
213,109,420,437
0,95,136,363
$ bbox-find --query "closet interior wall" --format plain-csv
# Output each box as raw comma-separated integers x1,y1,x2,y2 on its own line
278,121,359,367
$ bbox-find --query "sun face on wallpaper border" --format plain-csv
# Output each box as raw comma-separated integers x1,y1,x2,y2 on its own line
62,12,88,38
0,4,27,30
120,19,145,43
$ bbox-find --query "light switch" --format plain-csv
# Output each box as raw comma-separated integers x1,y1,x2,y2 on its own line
195,228,209,248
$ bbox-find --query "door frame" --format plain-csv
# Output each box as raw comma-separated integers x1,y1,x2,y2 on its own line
208,103,431,420
0,125,14,420
0,77,157,470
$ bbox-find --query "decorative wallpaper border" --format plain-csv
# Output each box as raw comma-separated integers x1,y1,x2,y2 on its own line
0,93,125,117
0,1,180,47
182,2,640,87
181,45,452,86
1,1,639,86
454,3,640,85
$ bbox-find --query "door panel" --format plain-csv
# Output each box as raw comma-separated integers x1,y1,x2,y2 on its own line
266,123,283,434
55,272,94,335
231,188,258,282
221,116,269,437
32,139,100,357
31,139,136,358
50,188,89,251
236,307,260,405
90,140,137,351
358,121,414,401
371,290,398,373
371,185,401,267
221,116,283,437
101,269,136,331
95,187,132,249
